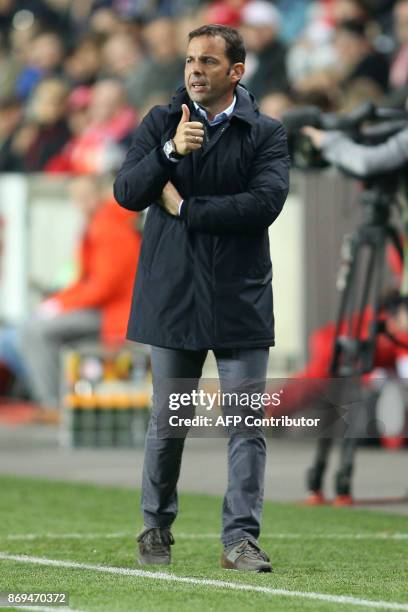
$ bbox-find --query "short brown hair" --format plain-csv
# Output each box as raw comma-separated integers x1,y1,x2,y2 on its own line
188,24,246,65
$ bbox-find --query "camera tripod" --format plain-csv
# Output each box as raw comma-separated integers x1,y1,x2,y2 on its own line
306,173,404,501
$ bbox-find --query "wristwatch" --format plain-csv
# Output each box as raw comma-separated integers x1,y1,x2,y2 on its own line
163,139,183,162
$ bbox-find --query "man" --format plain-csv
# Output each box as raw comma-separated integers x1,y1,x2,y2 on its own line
239,0,288,99
390,0,408,90
46,79,136,173
18,175,141,414
299,121,408,503
124,18,185,110
265,296,408,504
114,24,289,572
302,123,408,175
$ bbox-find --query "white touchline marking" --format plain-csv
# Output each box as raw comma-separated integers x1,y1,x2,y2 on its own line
0,552,407,611
5,532,129,541
3,532,408,541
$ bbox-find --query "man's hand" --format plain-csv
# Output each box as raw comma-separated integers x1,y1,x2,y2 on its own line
301,126,326,149
173,104,204,155
35,298,62,320
160,181,183,216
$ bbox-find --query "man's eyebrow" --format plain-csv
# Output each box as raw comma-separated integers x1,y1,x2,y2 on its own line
186,54,220,61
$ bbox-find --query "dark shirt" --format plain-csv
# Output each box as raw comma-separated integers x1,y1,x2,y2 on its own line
346,51,390,93
245,41,288,100
24,120,71,172
0,134,20,172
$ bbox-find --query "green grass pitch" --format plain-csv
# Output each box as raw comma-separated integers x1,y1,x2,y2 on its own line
0,475,407,611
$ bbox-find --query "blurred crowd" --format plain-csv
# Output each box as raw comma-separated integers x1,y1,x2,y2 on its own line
0,0,407,175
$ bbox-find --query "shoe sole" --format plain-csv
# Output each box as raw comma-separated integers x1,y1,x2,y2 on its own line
221,553,272,573
333,494,353,506
137,556,171,565
304,491,327,505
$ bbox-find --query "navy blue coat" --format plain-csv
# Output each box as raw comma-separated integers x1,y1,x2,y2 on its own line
114,85,290,350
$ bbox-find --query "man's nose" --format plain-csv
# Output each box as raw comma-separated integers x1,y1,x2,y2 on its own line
189,61,203,74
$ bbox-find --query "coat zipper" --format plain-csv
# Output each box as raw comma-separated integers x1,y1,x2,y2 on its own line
202,122,231,158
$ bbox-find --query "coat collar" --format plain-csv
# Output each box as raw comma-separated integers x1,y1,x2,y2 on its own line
169,84,258,125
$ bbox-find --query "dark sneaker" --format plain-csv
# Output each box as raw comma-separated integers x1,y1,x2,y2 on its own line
221,539,272,572
137,527,174,565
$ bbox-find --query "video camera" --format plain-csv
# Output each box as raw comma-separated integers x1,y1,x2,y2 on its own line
282,102,408,171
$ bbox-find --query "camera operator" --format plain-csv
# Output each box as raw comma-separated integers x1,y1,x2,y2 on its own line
302,123,408,176
298,114,408,504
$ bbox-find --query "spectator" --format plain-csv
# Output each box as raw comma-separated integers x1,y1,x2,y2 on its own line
290,18,390,110
8,10,40,69
277,300,408,393
102,32,141,78
0,0,73,42
340,76,386,109
0,32,19,100
0,326,30,398
352,0,398,34
332,0,370,25
0,95,23,171
46,78,137,173
15,29,65,99
286,3,338,87
137,92,169,120
64,33,104,87
0,0,14,41
264,295,408,499
102,32,144,104
286,0,376,98
125,17,184,109
17,175,141,413
275,0,308,44
334,20,389,93
8,77,71,171
259,91,295,120
92,0,189,21
239,0,288,99
204,0,246,27
66,84,92,137
293,69,341,109
89,5,122,37
0,3,402,163
389,0,408,89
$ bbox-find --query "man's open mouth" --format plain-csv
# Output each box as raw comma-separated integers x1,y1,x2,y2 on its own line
191,82,207,91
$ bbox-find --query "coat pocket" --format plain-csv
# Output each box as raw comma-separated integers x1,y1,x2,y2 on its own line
214,233,271,280
140,207,163,272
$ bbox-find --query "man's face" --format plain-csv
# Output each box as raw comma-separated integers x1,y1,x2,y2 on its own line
70,177,101,220
389,305,408,333
185,35,243,107
395,0,408,45
334,30,366,69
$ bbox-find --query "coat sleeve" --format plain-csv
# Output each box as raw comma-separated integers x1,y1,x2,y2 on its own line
113,106,175,212
321,127,408,177
180,123,290,235
52,224,140,310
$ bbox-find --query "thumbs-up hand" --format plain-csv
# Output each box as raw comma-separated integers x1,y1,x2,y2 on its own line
180,103,190,124
172,104,204,156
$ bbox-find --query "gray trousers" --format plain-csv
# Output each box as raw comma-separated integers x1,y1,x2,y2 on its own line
142,346,269,547
20,309,101,408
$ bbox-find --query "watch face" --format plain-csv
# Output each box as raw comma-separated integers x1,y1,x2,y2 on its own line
164,140,174,157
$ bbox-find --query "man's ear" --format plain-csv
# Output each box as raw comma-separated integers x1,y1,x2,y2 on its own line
229,62,245,83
